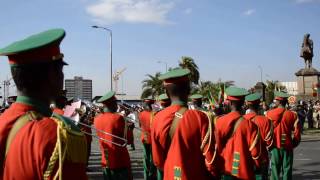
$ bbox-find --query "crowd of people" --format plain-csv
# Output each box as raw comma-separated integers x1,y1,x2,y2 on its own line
0,28,302,180
296,100,320,133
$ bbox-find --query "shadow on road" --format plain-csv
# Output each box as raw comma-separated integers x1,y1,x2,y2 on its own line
293,168,320,180
294,161,320,180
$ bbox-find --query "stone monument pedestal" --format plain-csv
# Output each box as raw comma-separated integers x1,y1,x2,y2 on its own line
295,67,320,98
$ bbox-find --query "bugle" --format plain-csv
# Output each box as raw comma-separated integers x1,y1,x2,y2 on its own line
118,102,143,113
70,119,128,147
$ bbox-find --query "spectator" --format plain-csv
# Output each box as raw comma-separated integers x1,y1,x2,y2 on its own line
296,101,306,133
313,102,320,129
307,102,314,129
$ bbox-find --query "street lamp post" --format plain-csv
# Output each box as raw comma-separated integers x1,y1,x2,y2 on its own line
258,66,263,83
92,25,113,91
265,74,271,80
157,61,168,72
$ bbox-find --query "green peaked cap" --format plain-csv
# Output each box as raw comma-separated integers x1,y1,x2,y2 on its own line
143,97,154,101
159,68,190,80
0,29,65,55
245,93,262,102
98,91,116,103
190,94,203,99
158,93,169,100
274,91,290,98
226,86,249,97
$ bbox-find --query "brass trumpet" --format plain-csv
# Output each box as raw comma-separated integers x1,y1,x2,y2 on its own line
70,119,128,147
118,102,143,113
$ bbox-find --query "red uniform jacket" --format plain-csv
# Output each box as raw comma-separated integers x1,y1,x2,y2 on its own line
139,110,155,144
244,112,273,166
53,107,64,115
94,112,132,169
0,98,87,180
164,109,218,179
151,104,182,170
266,107,301,150
215,111,263,179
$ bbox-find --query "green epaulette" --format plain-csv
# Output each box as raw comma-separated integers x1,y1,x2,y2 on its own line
52,113,82,132
44,113,87,180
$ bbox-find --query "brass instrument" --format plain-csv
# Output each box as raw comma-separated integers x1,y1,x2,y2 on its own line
118,102,143,113
73,120,128,147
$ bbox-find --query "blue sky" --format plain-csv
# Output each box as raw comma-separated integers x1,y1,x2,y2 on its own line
0,0,319,98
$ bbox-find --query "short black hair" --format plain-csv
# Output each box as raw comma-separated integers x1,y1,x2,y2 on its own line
280,99,288,107
248,103,260,111
11,61,63,93
230,99,245,111
143,102,153,111
55,96,67,109
165,82,190,98
193,99,202,108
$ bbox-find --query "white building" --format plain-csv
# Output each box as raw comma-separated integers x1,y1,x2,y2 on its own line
280,81,298,95
65,76,92,101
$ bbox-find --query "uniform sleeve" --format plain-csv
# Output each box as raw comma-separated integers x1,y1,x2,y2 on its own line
292,112,301,148
248,122,264,168
264,119,274,150
199,112,219,176
151,118,165,169
214,117,225,153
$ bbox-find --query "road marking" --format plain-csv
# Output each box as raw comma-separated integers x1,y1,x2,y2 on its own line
294,158,311,161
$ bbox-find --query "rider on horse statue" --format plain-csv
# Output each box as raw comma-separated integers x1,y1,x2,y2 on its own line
300,33,314,69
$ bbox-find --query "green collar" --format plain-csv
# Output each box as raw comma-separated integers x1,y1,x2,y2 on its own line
16,96,52,116
103,107,112,113
171,100,187,107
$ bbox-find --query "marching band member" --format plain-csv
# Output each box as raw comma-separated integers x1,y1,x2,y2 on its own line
189,94,204,110
244,93,273,179
266,91,301,180
152,68,218,180
139,98,157,180
52,92,67,115
94,91,133,180
158,93,171,110
215,87,264,179
0,29,88,179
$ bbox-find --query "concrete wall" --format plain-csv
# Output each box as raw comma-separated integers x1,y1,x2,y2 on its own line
297,75,319,96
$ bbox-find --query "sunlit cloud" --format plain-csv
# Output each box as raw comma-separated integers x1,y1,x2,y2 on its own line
243,9,256,16
86,0,175,25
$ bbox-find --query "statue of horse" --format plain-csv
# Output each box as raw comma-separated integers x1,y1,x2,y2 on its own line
300,33,314,69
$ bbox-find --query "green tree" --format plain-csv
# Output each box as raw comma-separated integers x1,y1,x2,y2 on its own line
141,72,164,99
192,81,217,96
192,80,235,103
265,80,287,105
179,56,200,85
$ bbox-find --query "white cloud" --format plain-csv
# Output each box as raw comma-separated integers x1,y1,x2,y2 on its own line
295,0,320,3
243,9,256,16
86,0,175,25
184,8,192,15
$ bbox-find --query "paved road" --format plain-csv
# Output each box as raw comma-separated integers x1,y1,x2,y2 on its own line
87,129,320,180
293,139,320,180
87,129,144,180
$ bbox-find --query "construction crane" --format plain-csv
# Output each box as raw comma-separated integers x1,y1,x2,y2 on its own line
113,67,126,95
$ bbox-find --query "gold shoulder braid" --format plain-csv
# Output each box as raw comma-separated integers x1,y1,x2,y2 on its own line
43,114,87,180
200,110,217,165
